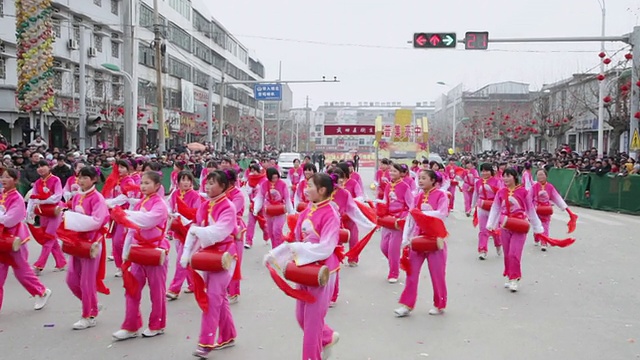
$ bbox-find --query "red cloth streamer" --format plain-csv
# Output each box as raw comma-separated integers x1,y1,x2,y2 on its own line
189,267,209,313
356,201,377,224
535,233,576,248
266,263,316,303
454,167,466,177
101,169,120,197
96,233,110,295
121,183,140,195
232,254,242,281
400,246,412,276
0,227,17,267
284,213,299,243
247,172,266,188
472,209,478,228
111,206,141,230
176,196,197,222
344,226,378,262
409,209,448,238
121,261,138,297
27,223,55,245
334,245,345,263
29,192,50,200
566,209,578,234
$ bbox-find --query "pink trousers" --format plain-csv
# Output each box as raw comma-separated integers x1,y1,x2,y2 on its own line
198,262,237,348
463,190,474,214
448,185,457,210
344,219,359,264
168,241,194,294
111,224,126,269
266,214,285,250
121,260,168,332
535,216,551,245
501,230,527,280
0,245,47,311
331,270,340,303
296,273,337,360
380,228,402,279
399,245,448,310
34,216,66,269
477,210,502,252
66,251,100,318
227,239,244,297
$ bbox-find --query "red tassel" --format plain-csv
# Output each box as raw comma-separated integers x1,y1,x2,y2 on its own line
121,261,138,297
535,233,575,248
334,245,345,263
566,209,578,234
472,209,478,228
284,213,299,242
232,254,242,280
344,227,378,262
400,246,412,276
111,207,141,230
356,201,377,224
266,263,316,303
409,209,448,238
176,196,197,221
96,233,110,295
190,268,209,312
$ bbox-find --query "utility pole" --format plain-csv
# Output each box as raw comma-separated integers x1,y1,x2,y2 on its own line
630,26,640,159
276,61,282,150
78,24,87,152
597,1,606,157
305,95,310,152
153,0,165,152
261,101,265,151
218,73,226,151
122,0,138,153
206,76,214,144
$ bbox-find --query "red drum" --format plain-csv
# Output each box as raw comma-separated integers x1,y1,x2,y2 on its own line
375,202,389,217
35,204,58,217
536,205,553,216
265,204,286,216
127,245,166,266
296,202,308,212
62,241,100,259
410,236,444,253
501,217,530,233
339,228,350,244
190,248,232,272
377,216,405,230
0,234,20,252
283,261,329,287
479,200,494,211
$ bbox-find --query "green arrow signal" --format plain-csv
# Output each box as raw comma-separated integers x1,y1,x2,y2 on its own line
443,35,455,46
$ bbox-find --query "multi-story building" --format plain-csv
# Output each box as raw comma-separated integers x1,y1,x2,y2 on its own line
0,0,265,150
310,101,435,152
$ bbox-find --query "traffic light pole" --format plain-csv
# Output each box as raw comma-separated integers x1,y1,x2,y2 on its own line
78,24,87,152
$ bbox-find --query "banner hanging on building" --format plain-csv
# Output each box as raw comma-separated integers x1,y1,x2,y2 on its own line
323,125,375,136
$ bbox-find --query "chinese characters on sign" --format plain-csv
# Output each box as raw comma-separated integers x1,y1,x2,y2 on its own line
323,125,376,136
254,84,283,101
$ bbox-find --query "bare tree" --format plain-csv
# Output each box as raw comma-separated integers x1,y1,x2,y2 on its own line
531,84,579,151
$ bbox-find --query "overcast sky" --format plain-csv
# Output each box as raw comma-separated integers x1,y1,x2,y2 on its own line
207,0,639,108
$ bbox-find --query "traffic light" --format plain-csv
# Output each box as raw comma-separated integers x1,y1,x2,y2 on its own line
464,32,489,50
413,33,457,49
86,115,102,136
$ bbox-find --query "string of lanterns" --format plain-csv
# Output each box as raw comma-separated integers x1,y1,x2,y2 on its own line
16,0,55,112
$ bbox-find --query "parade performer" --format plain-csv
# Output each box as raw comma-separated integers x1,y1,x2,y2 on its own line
170,161,186,194
471,163,503,260
130,159,143,185
0,168,52,312
245,164,269,248
199,161,218,193
529,169,578,251
293,163,317,213
58,166,110,330
166,171,201,300
29,160,66,274
394,169,449,317
336,163,370,267
487,168,543,292
289,159,304,195
224,169,246,304
378,163,414,283
180,170,239,358
142,162,166,196
264,173,341,360
444,158,461,211
400,164,416,194
374,158,391,200
112,171,169,340
103,160,138,277
63,160,87,201
346,161,364,192
522,162,534,191
461,160,478,217
253,167,294,249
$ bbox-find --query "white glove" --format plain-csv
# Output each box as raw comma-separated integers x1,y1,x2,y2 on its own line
179,254,190,268
486,226,495,232
253,210,259,217
533,225,544,234
263,253,275,266
401,237,410,248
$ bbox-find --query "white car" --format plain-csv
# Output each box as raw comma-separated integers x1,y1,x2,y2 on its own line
277,152,302,179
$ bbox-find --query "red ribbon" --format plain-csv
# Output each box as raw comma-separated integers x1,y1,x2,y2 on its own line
266,262,316,303
344,226,378,262
189,267,209,313
400,246,412,276
472,208,479,228
57,226,110,295
27,223,55,245
566,209,578,234
534,233,576,248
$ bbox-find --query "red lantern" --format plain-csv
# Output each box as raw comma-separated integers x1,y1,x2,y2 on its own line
203,103,208,107
603,95,612,103
485,121,491,126
598,51,606,58
634,112,640,119
603,58,611,65
506,128,512,132
147,119,152,124
562,118,569,124
513,135,518,139
546,119,552,124
531,119,537,125
597,74,605,81
621,84,630,92
488,117,493,121
637,80,640,88
499,131,504,135
501,121,507,126
555,123,560,127
624,53,633,60
504,115,510,120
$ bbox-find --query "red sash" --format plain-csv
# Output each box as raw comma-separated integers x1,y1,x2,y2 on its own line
0,226,18,268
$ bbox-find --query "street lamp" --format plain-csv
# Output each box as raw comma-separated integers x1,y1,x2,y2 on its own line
437,81,459,153
101,63,137,153
596,0,606,157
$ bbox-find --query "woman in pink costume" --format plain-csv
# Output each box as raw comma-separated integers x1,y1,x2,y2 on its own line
63,160,87,201
0,168,52,312
166,171,201,300
289,158,304,195
522,162,534,191
293,163,317,213
113,171,169,340
335,163,369,268
245,164,268,248
253,167,294,249
181,170,239,358
264,173,341,360
223,169,246,304
374,158,391,200
471,163,503,260
395,169,449,317
461,160,478,216
487,168,543,293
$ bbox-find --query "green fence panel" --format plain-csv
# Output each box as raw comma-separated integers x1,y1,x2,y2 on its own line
97,167,112,192
18,182,29,197
161,167,173,195
589,173,640,215
546,169,591,208
617,175,640,214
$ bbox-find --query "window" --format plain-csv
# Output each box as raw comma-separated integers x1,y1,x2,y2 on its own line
53,70,62,90
94,35,103,52
111,80,122,100
168,56,191,81
110,0,118,15
164,88,182,109
0,1,3,17
250,58,265,78
193,10,211,35
94,80,104,98
193,69,210,89
111,41,119,58
326,138,333,145
52,19,61,38
315,125,322,132
93,0,101,6
238,47,248,64
0,57,5,79
168,22,191,52
315,138,321,145
211,23,226,47
359,138,365,145
139,4,165,30
73,75,80,93
193,39,212,64
73,25,80,42
168,0,191,20
138,44,155,68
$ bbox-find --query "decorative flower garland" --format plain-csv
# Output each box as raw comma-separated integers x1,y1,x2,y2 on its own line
16,0,55,112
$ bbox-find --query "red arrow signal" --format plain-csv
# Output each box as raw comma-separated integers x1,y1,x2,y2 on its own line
429,34,441,46
415,34,427,47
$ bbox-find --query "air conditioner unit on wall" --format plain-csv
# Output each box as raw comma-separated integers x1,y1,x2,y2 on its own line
88,47,97,57
67,39,78,50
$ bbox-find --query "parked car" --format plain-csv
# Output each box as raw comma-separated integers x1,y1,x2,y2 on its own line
277,152,302,179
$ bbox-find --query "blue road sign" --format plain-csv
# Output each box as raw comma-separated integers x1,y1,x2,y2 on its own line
254,83,282,101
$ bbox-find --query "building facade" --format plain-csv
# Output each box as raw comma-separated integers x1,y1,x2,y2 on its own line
0,0,265,150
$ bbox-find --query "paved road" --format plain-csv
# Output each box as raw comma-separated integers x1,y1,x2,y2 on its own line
1,167,639,359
